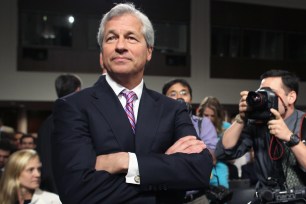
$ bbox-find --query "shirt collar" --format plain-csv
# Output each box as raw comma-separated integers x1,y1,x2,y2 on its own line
105,73,143,99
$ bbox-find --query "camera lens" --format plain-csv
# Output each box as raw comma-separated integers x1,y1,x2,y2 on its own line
245,88,278,121
246,91,265,108
250,94,261,103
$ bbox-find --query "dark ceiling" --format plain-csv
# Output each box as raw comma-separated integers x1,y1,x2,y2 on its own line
19,0,190,22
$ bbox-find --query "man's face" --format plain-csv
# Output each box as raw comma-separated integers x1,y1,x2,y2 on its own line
20,137,36,149
260,76,293,116
0,149,10,169
100,14,152,80
165,83,192,103
13,133,23,149
19,157,41,190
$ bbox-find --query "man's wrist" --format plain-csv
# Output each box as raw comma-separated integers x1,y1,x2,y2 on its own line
235,114,246,124
126,152,140,184
285,133,300,147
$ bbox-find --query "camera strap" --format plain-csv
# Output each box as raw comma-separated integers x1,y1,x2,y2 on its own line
267,111,299,189
197,117,203,135
277,94,288,115
268,109,299,161
267,92,290,162
268,134,284,161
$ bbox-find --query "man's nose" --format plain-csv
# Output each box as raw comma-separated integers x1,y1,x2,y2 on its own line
115,37,127,53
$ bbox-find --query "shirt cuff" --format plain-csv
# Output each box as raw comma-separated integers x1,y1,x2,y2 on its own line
125,152,140,184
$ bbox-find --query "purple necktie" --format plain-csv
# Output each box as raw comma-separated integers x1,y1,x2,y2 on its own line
121,90,137,134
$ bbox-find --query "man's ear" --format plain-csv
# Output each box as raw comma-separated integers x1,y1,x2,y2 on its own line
287,91,297,105
99,53,104,68
146,47,153,62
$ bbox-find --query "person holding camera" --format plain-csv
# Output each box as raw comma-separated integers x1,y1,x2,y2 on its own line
215,69,306,203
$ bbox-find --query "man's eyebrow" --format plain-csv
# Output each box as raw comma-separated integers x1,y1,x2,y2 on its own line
105,30,116,35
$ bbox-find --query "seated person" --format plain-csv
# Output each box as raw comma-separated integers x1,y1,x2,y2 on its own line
20,134,36,150
0,149,62,204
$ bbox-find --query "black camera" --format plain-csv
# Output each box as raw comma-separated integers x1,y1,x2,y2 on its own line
245,87,278,121
258,187,306,204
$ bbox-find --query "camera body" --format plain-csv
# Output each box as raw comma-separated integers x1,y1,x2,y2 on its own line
246,87,278,122
258,187,306,204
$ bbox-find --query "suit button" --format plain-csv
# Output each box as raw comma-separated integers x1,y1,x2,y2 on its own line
134,175,140,183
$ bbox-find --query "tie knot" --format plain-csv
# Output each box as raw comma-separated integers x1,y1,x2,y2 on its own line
122,90,137,103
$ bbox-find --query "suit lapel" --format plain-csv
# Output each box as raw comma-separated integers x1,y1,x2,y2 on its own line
90,77,135,151
135,87,161,153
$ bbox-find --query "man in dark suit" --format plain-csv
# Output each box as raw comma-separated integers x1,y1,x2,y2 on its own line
52,3,213,203
37,74,81,193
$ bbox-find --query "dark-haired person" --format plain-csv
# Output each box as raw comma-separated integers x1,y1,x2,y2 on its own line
37,73,82,193
215,69,306,203
55,74,82,98
162,79,218,153
20,134,36,150
0,140,15,178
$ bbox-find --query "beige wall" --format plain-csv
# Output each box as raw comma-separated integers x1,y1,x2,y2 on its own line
1,0,306,106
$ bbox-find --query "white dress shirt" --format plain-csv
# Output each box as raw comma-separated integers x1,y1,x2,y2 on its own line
105,74,142,184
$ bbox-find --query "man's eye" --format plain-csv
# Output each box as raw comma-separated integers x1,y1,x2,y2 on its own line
180,90,187,96
106,36,116,42
127,36,137,42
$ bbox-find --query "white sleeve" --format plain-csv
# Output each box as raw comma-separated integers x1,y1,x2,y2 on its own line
125,152,140,184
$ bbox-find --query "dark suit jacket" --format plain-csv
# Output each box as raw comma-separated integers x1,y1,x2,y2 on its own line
52,76,213,204
37,115,58,193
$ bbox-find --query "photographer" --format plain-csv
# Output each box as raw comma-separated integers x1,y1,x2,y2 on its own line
215,70,306,203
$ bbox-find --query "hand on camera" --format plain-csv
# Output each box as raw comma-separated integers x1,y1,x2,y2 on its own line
238,91,249,119
267,108,292,141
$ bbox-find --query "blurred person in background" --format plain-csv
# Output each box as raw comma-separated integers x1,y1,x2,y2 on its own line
0,149,62,204
197,96,231,189
37,73,82,193
12,131,25,150
0,140,15,178
19,134,36,150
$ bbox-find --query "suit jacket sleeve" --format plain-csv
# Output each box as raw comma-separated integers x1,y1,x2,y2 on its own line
52,98,141,203
136,98,213,191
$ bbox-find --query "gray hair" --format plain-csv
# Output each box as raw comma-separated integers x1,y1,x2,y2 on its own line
97,3,154,50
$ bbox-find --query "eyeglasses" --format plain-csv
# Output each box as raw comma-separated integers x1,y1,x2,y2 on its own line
167,90,190,98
